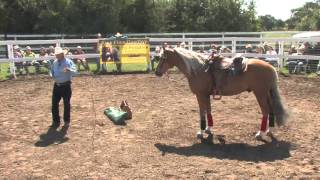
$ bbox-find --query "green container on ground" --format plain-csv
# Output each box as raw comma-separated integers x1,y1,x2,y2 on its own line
104,107,128,125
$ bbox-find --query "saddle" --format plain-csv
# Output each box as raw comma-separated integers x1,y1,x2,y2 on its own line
204,54,248,75
204,55,249,100
219,55,248,75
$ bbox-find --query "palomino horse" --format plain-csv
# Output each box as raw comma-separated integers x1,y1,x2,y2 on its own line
155,47,288,141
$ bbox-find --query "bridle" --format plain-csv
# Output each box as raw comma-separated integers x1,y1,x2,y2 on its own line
155,50,171,77
157,52,168,70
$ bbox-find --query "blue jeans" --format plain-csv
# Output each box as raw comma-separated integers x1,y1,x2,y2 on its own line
96,58,107,72
52,83,72,124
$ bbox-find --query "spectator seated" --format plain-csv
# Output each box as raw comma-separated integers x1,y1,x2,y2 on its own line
265,45,278,67
286,59,307,74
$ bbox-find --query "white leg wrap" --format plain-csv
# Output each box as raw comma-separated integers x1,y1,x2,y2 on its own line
255,130,267,140
266,128,274,137
205,126,213,134
197,131,204,139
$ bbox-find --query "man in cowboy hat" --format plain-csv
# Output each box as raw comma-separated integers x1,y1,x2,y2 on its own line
50,46,77,128
111,32,128,39
74,45,90,72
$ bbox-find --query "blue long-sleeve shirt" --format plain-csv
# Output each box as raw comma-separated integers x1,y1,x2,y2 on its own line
51,58,77,83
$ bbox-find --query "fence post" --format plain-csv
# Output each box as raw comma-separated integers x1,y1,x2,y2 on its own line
56,40,61,48
7,44,16,79
182,33,185,43
279,41,285,69
222,33,225,46
232,39,236,54
190,41,193,51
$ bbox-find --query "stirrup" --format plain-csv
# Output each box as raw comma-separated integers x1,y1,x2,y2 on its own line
213,95,222,100
212,90,222,100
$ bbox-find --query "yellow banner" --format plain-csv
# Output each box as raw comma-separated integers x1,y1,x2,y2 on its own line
100,39,150,64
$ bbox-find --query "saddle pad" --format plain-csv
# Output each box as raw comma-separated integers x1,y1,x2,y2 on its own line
104,107,128,125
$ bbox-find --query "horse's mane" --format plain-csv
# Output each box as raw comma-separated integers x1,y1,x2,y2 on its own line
174,48,207,63
174,47,207,76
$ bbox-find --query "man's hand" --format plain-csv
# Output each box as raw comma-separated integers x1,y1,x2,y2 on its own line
63,67,71,72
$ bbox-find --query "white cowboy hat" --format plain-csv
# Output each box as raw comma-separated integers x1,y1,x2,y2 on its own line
26,46,31,50
77,45,82,49
115,32,122,37
13,45,20,50
54,47,64,55
245,44,252,48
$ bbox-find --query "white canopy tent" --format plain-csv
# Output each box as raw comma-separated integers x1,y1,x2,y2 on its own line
292,31,320,38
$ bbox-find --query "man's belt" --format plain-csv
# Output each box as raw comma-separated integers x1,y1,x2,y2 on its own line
55,81,71,86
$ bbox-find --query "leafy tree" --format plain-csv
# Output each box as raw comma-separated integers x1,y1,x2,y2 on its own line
0,1,7,34
1,0,317,34
204,0,258,32
258,15,286,31
166,0,188,31
147,0,172,32
0,0,44,33
36,0,71,33
240,0,258,31
120,0,158,33
287,1,320,30
258,15,276,31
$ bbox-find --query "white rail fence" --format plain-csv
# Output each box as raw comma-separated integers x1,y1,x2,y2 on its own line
0,31,302,57
1,31,301,39
0,36,319,77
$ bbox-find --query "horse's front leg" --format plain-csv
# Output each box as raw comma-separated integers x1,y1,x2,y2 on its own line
196,94,213,139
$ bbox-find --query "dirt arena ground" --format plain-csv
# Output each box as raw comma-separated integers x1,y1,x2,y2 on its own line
0,73,319,179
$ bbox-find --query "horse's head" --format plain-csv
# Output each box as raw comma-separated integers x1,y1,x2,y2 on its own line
155,47,175,77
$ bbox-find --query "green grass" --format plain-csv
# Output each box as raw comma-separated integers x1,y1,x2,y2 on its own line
0,63,10,81
1,61,318,81
279,68,290,76
90,62,150,72
279,67,320,78
0,61,152,81
307,73,318,78
262,33,294,38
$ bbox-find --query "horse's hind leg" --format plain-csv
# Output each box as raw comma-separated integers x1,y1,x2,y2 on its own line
253,91,271,140
205,97,213,135
267,97,275,138
266,113,275,138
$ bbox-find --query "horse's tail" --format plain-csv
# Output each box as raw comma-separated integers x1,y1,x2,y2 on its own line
269,83,288,126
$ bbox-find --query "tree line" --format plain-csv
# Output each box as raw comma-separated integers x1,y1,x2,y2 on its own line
0,0,319,35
